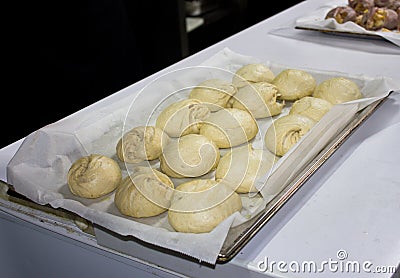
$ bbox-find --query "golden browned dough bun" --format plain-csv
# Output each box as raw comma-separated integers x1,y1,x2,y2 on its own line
349,0,374,13
325,6,357,23
215,144,278,193
313,77,362,104
199,108,258,148
272,69,317,101
160,134,220,178
155,99,210,137
264,114,316,156
289,96,333,122
168,179,242,233
189,79,237,112
361,7,398,30
232,64,275,89
116,126,169,163
114,167,174,218
67,154,122,198
230,82,285,118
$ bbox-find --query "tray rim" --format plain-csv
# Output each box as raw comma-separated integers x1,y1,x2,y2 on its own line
293,26,400,47
294,25,386,40
216,93,391,263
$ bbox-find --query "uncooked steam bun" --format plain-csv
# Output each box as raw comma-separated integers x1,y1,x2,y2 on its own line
272,69,316,100
116,126,169,163
232,64,275,89
160,134,220,178
289,96,333,122
215,144,278,193
230,82,285,118
114,167,174,218
189,79,237,112
155,99,210,137
199,108,258,148
67,154,122,198
313,77,362,104
168,179,242,233
264,114,316,156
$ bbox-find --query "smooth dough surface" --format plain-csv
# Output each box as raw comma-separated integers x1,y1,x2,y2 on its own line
116,126,169,163
67,154,122,198
289,96,333,122
272,69,316,100
215,144,278,193
232,64,275,89
160,134,220,178
114,167,174,218
189,79,237,112
230,82,285,118
155,99,210,137
264,114,316,156
199,108,258,148
313,77,362,104
168,179,242,233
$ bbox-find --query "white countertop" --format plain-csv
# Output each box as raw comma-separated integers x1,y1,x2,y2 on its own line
1,0,399,277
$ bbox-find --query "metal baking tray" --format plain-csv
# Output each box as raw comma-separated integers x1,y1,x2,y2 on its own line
295,26,385,40
217,93,390,262
294,26,393,42
0,93,391,264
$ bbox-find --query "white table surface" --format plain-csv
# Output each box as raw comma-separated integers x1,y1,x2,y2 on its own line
1,0,399,277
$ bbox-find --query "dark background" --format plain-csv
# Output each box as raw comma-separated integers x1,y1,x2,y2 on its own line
5,0,302,149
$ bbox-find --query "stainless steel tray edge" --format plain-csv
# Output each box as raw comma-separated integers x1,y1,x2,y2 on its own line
294,26,390,41
217,94,390,263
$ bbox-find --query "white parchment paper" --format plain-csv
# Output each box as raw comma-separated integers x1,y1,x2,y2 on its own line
6,48,399,264
295,0,400,47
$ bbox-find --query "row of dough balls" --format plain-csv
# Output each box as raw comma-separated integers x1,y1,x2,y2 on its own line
152,64,362,159
67,64,363,234
114,167,242,234
67,155,241,233
188,64,362,116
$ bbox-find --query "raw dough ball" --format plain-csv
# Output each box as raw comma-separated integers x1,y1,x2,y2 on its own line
160,134,220,178
155,99,210,137
67,154,122,198
264,114,316,156
199,108,258,148
289,96,333,122
232,64,275,89
168,179,242,233
215,144,278,193
189,79,237,112
230,82,285,118
116,126,169,163
272,69,316,101
114,167,174,218
313,77,362,104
